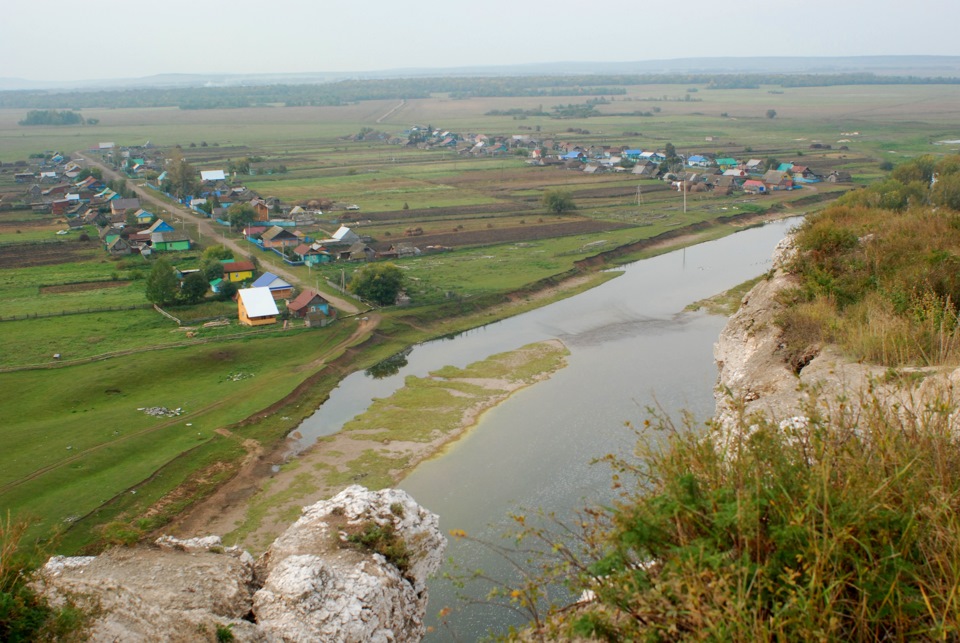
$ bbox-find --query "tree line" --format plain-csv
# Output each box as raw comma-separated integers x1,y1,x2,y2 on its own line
18,109,94,126
2,73,959,110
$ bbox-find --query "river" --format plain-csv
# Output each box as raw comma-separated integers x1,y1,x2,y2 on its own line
292,216,801,640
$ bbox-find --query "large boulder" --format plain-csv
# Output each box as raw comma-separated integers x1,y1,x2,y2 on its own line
35,486,445,642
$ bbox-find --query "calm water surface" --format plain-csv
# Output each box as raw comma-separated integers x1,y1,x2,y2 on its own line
291,218,801,640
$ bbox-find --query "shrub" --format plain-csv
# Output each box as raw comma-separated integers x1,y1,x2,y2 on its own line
0,514,86,641
343,521,411,576
783,204,960,366
494,389,960,641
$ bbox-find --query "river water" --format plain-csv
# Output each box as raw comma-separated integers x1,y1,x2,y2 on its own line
291,217,801,640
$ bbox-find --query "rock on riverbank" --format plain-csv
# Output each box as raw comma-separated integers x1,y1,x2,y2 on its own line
35,486,445,642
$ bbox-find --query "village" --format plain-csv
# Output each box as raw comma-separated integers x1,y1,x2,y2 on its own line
0,124,856,329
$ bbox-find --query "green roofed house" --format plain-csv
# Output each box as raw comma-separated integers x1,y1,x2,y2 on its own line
715,157,739,169
150,232,191,252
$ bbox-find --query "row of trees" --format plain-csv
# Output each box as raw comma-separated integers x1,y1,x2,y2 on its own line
18,110,92,126
4,73,957,111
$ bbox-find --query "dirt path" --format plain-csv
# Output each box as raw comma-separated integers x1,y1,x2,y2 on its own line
376,99,405,124
78,152,361,315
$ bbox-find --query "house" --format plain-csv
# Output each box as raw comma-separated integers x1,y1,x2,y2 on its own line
110,198,141,216
745,159,765,174
145,219,175,234
222,261,255,282
106,236,132,256
260,225,299,250
133,209,155,225
338,242,376,262
252,200,271,221
251,272,294,300
294,243,332,265
200,170,226,182
237,287,279,326
715,157,739,170
743,179,767,194
330,226,360,245
287,289,331,319
632,162,659,178
825,171,852,183
151,232,192,252
686,155,712,168
762,170,794,190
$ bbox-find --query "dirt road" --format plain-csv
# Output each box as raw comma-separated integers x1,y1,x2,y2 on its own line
78,153,362,315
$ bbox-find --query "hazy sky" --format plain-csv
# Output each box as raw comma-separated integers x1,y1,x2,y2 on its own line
3,0,959,81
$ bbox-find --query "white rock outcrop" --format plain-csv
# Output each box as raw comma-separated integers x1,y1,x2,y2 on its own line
35,486,445,643
714,233,960,440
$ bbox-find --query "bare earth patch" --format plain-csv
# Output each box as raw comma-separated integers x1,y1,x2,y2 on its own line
40,280,131,294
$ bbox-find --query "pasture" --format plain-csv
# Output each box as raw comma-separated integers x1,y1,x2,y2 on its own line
0,80,956,550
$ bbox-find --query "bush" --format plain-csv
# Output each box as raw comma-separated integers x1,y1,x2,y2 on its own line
782,204,960,366
0,514,85,641
496,389,960,641
343,521,411,576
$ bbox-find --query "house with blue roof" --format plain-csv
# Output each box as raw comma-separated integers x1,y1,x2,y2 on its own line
687,155,712,168
252,272,294,300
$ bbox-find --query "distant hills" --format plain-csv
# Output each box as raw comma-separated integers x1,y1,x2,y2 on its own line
3,56,960,92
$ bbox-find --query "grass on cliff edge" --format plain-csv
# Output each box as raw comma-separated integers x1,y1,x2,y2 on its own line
484,386,960,641
775,155,960,370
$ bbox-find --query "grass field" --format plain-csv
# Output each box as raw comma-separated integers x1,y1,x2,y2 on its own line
0,81,957,551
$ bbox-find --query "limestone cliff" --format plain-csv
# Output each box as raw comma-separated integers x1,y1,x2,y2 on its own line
714,235,960,436
36,485,445,642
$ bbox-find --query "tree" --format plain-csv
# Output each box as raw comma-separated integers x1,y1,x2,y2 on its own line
202,244,233,261
200,258,225,281
766,109,777,119
166,150,198,200
217,280,238,301
179,273,209,304
349,262,405,306
144,258,178,305
542,190,577,215
227,203,255,231
932,174,960,210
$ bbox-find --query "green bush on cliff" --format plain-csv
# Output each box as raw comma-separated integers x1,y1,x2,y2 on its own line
0,515,85,641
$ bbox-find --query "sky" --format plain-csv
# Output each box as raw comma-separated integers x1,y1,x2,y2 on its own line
3,0,960,82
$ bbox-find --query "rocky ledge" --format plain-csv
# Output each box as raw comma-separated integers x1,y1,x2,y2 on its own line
714,235,960,438
35,485,445,642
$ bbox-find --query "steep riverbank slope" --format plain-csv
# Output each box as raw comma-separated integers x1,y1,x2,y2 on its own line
714,235,960,434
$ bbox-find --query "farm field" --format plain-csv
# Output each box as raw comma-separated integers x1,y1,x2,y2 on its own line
0,80,957,550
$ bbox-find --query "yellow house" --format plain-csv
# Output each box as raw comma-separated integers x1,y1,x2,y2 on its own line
223,260,255,283
237,287,279,326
